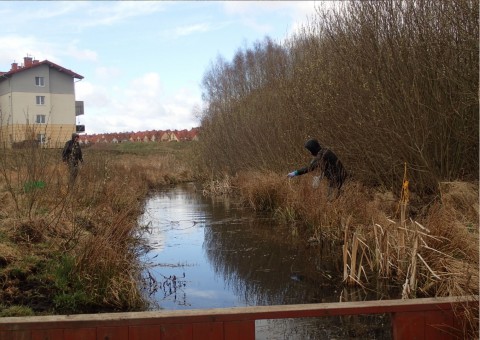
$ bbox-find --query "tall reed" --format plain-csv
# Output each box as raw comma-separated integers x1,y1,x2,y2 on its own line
219,171,478,334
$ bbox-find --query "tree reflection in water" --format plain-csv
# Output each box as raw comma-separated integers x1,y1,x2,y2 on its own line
141,183,393,339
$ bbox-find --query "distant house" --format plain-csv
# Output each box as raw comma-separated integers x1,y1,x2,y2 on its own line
80,128,198,145
0,56,84,148
175,129,189,141
160,131,179,142
176,128,199,141
131,132,142,142
116,132,130,143
148,131,156,142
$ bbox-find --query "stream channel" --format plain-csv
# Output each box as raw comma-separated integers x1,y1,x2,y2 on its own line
139,183,394,339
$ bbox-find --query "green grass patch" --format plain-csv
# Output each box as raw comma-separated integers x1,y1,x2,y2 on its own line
0,305,35,317
89,141,194,156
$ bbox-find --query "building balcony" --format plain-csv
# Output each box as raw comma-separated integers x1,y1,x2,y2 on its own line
75,101,84,116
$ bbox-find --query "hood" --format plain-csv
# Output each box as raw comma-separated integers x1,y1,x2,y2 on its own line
304,139,321,156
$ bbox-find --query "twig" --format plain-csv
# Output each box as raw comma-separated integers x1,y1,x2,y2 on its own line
417,253,441,279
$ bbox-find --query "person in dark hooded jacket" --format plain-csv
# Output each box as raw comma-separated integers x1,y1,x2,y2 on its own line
62,133,83,184
287,139,347,196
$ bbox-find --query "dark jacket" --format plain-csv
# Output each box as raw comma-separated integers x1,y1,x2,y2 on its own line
62,139,83,166
296,139,347,189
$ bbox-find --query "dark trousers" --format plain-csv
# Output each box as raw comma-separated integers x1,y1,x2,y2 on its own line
68,162,79,184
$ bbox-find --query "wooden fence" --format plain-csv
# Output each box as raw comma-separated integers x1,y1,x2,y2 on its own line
0,296,476,340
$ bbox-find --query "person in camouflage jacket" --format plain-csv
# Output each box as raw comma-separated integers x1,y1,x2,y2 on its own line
62,133,83,184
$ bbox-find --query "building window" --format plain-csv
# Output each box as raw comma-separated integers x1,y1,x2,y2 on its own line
35,76,45,87
36,96,45,105
36,114,46,124
37,133,46,144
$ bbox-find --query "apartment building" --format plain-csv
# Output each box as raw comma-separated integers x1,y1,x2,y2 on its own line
0,56,84,148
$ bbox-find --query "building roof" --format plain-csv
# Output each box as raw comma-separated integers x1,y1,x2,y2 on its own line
0,58,83,80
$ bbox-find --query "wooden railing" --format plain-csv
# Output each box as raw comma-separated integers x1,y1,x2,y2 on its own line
0,296,476,340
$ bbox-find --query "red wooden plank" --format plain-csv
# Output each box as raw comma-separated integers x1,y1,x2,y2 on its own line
129,325,161,340
32,329,64,340
97,326,129,340
0,296,474,330
425,309,458,340
392,311,425,340
64,327,96,340
0,297,474,340
223,320,255,340
0,330,31,340
192,322,223,340
160,323,192,340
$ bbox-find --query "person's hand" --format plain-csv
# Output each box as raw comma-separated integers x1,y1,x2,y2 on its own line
287,171,297,178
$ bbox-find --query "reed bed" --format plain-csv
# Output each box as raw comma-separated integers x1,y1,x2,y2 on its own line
206,171,479,335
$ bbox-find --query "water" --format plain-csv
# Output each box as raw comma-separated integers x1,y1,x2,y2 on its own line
139,183,392,339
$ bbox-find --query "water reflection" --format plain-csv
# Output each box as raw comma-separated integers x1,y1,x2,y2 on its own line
140,183,392,339
204,216,344,306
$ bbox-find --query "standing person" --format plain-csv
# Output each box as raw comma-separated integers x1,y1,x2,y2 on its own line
287,139,347,197
62,133,83,184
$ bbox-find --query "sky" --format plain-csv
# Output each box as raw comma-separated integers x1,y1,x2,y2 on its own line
0,1,322,134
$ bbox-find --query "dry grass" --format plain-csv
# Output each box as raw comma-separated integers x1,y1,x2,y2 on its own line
226,171,478,335
234,171,290,211
0,143,195,314
229,171,479,291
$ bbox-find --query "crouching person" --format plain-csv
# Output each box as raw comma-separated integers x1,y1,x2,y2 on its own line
287,139,347,198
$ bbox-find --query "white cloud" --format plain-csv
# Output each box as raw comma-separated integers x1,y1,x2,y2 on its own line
0,36,56,67
65,43,98,62
95,66,121,80
39,1,86,18
80,1,168,28
1,1,86,25
0,35,97,69
222,1,319,39
1,1,168,32
160,21,232,41
173,23,212,38
76,81,111,108
223,1,315,16
77,73,200,134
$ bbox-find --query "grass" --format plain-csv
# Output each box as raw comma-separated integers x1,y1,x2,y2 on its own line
203,170,479,336
0,305,34,317
88,140,198,163
0,141,197,316
0,140,477,335
231,172,479,295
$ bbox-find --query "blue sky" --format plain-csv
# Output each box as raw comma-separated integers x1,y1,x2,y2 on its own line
0,1,321,134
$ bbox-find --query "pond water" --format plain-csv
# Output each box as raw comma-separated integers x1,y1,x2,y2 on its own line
139,183,393,339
